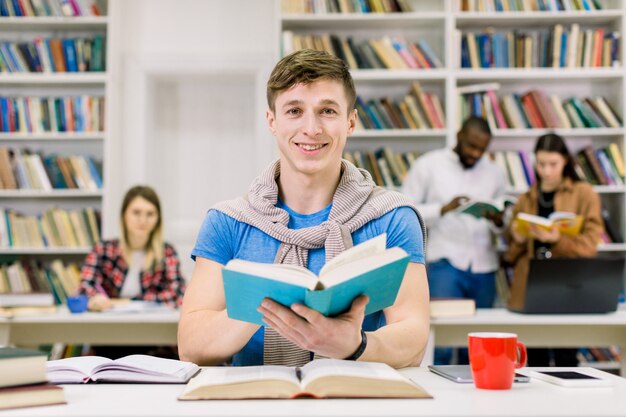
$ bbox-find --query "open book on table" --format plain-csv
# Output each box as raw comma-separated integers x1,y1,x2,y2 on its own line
222,233,410,325
46,354,199,384
178,359,431,400
454,197,515,219
514,212,584,237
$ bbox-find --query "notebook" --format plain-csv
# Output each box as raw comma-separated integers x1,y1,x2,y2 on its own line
509,258,624,314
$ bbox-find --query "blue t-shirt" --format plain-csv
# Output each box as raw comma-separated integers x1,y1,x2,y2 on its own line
192,200,424,366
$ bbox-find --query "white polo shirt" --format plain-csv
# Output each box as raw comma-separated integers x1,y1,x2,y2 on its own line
401,148,507,273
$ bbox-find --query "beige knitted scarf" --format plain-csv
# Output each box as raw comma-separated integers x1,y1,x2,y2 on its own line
213,159,426,366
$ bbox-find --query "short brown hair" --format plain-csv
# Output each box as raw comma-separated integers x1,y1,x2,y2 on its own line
267,49,356,113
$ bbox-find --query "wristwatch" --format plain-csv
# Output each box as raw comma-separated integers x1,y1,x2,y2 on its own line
345,329,367,361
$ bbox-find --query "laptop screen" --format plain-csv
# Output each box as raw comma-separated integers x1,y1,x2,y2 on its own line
512,258,624,314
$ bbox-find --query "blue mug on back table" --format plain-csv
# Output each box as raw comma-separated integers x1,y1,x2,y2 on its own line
66,295,88,313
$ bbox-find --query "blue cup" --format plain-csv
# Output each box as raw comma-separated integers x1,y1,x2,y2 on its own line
66,295,89,313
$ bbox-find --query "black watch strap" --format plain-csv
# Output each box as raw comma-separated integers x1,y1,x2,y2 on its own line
345,329,367,361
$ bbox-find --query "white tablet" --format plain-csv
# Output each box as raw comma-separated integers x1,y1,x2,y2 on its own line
525,370,614,387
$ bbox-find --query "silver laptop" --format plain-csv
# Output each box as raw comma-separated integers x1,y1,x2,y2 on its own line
428,365,529,383
508,258,624,314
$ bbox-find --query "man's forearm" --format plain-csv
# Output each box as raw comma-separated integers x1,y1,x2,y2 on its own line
358,318,429,368
178,309,259,365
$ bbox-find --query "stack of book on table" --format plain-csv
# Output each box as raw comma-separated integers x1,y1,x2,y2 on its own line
429,298,476,318
0,347,65,411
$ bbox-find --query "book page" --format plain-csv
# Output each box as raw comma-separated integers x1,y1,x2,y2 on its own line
184,366,299,390
319,233,387,277
46,356,111,383
300,359,407,388
179,366,301,400
89,355,199,383
548,211,577,221
319,246,407,288
516,212,553,227
225,259,318,289
92,354,195,376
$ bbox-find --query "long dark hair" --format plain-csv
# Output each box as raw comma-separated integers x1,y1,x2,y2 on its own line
534,133,580,183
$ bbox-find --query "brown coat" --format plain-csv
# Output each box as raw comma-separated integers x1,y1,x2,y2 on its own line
504,179,604,309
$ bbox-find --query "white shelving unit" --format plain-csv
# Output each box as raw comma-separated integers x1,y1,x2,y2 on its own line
0,4,109,260
0,247,92,255
278,0,626,247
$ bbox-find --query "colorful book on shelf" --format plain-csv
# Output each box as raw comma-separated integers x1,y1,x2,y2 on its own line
365,150,385,186
0,305,57,318
578,147,609,185
179,359,431,400
222,234,409,325
46,355,200,384
601,208,623,244
0,293,54,308
430,298,476,318
514,212,584,237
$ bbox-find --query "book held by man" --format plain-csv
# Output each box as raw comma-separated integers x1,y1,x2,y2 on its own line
46,354,199,384
514,212,584,237
178,359,431,400
454,197,515,219
222,234,410,325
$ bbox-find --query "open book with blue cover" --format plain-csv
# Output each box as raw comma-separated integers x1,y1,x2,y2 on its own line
222,234,410,325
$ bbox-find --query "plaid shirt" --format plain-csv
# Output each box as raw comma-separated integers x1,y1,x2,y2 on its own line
79,239,186,307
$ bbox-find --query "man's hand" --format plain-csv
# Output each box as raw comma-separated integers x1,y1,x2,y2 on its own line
257,295,369,359
484,210,504,227
440,196,470,216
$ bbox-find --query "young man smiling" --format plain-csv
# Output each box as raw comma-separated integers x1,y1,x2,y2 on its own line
178,49,429,368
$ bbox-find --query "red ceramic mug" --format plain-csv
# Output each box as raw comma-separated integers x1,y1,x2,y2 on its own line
468,332,527,390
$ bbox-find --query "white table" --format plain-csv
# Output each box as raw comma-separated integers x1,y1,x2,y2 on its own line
2,308,626,376
1,367,625,417
0,309,180,346
428,309,626,375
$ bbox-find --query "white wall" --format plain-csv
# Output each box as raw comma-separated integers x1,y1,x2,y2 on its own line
106,0,279,278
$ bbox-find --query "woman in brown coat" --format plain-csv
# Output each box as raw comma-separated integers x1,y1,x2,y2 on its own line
504,133,604,366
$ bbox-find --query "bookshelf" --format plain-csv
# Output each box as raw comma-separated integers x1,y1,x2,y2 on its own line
278,0,626,250
281,1,450,193
0,0,108,301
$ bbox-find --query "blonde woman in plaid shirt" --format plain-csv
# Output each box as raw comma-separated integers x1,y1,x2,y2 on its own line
78,185,186,311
